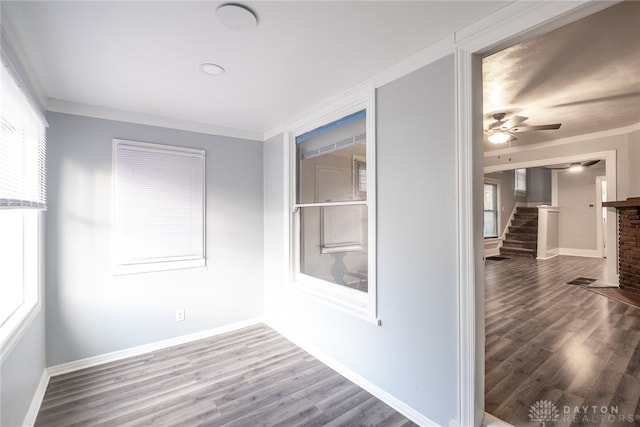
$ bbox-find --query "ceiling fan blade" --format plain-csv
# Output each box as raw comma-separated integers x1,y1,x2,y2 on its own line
487,120,504,130
582,160,600,167
510,123,562,132
501,115,528,129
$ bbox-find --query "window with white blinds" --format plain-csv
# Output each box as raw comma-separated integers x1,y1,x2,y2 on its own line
0,54,45,352
0,58,47,209
113,139,205,274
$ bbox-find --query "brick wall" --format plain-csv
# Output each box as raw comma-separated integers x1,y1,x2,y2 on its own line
619,206,640,294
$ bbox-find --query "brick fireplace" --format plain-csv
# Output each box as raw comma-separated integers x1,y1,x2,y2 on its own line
603,197,640,294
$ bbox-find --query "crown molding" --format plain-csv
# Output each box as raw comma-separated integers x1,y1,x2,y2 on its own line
46,98,263,141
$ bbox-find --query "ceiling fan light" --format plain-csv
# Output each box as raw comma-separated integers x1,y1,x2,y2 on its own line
569,163,584,172
488,131,510,144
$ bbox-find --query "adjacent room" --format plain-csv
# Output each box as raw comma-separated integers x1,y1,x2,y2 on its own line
481,2,640,425
1,1,638,427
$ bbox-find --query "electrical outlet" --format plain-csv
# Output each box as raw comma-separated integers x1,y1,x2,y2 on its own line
175,308,185,322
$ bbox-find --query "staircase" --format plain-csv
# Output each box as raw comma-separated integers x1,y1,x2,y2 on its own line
500,207,538,258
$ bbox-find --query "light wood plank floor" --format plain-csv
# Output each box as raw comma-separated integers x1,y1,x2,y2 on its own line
35,324,417,427
485,255,640,426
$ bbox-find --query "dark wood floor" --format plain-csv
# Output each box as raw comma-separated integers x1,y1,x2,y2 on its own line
35,324,417,427
485,255,640,426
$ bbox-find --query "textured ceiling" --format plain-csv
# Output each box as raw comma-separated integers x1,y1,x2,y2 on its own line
482,1,640,151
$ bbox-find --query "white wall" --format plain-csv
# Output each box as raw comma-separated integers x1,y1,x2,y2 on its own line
0,310,45,427
264,56,458,426
557,166,606,252
45,112,264,366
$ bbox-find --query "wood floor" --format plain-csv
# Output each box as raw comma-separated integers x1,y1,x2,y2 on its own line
35,324,417,427
485,255,640,426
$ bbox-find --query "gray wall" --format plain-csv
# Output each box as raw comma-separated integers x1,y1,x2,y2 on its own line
45,112,264,366
264,56,458,425
557,165,606,251
1,310,46,427
527,167,551,205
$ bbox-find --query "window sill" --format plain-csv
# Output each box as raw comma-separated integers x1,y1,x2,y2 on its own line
113,258,206,275
290,274,377,324
0,300,40,362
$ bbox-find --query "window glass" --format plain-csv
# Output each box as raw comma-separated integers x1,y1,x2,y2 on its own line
296,111,366,204
484,183,498,238
0,210,25,326
299,205,368,291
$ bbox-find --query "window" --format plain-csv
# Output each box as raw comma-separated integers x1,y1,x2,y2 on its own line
113,139,205,274
515,168,527,196
484,182,499,238
291,88,376,321
0,57,46,351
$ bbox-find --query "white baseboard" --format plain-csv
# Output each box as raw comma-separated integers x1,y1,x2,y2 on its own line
558,248,602,258
537,248,560,260
22,369,50,427
483,412,514,427
47,317,264,377
265,318,440,427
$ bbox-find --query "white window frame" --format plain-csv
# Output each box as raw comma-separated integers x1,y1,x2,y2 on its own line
515,168,527,196
112,139,206,275
288,84,377,323
0,52,46,358
483,179,500,239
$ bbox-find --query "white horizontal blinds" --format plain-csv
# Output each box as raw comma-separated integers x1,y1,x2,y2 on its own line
0,59,47,209
114,141,205,265
297,110,366,160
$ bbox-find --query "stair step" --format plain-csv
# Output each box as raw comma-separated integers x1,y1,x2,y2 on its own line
514,213,538,221
500,246,536,258
516,207,538,214
512,219,538,227
508,226,538,234
506,232,537,241
502,240,537,250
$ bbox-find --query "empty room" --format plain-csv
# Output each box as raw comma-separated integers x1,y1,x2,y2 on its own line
1,2,638,427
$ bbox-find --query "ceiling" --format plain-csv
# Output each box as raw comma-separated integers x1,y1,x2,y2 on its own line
3,1,511,139
482,0,640,151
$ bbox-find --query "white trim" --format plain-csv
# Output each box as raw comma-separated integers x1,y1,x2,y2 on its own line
47,98,263,141
264,123,284,142
287,83,378,323
595,176,606,258
484,122,640,158
455,2,615,426
22,370,49,427
455,0,617,55
47,318,263,377
484,239,501,258
266,319,439,427
0,302,41,363
453,44,478,427
558,248,602,258
482,412,514,427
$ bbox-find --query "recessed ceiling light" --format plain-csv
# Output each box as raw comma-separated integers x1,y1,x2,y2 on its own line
200,63,226,76
216,3,258,31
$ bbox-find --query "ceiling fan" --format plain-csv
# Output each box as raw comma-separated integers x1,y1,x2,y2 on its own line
485,112,562,144
545,160,601,171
